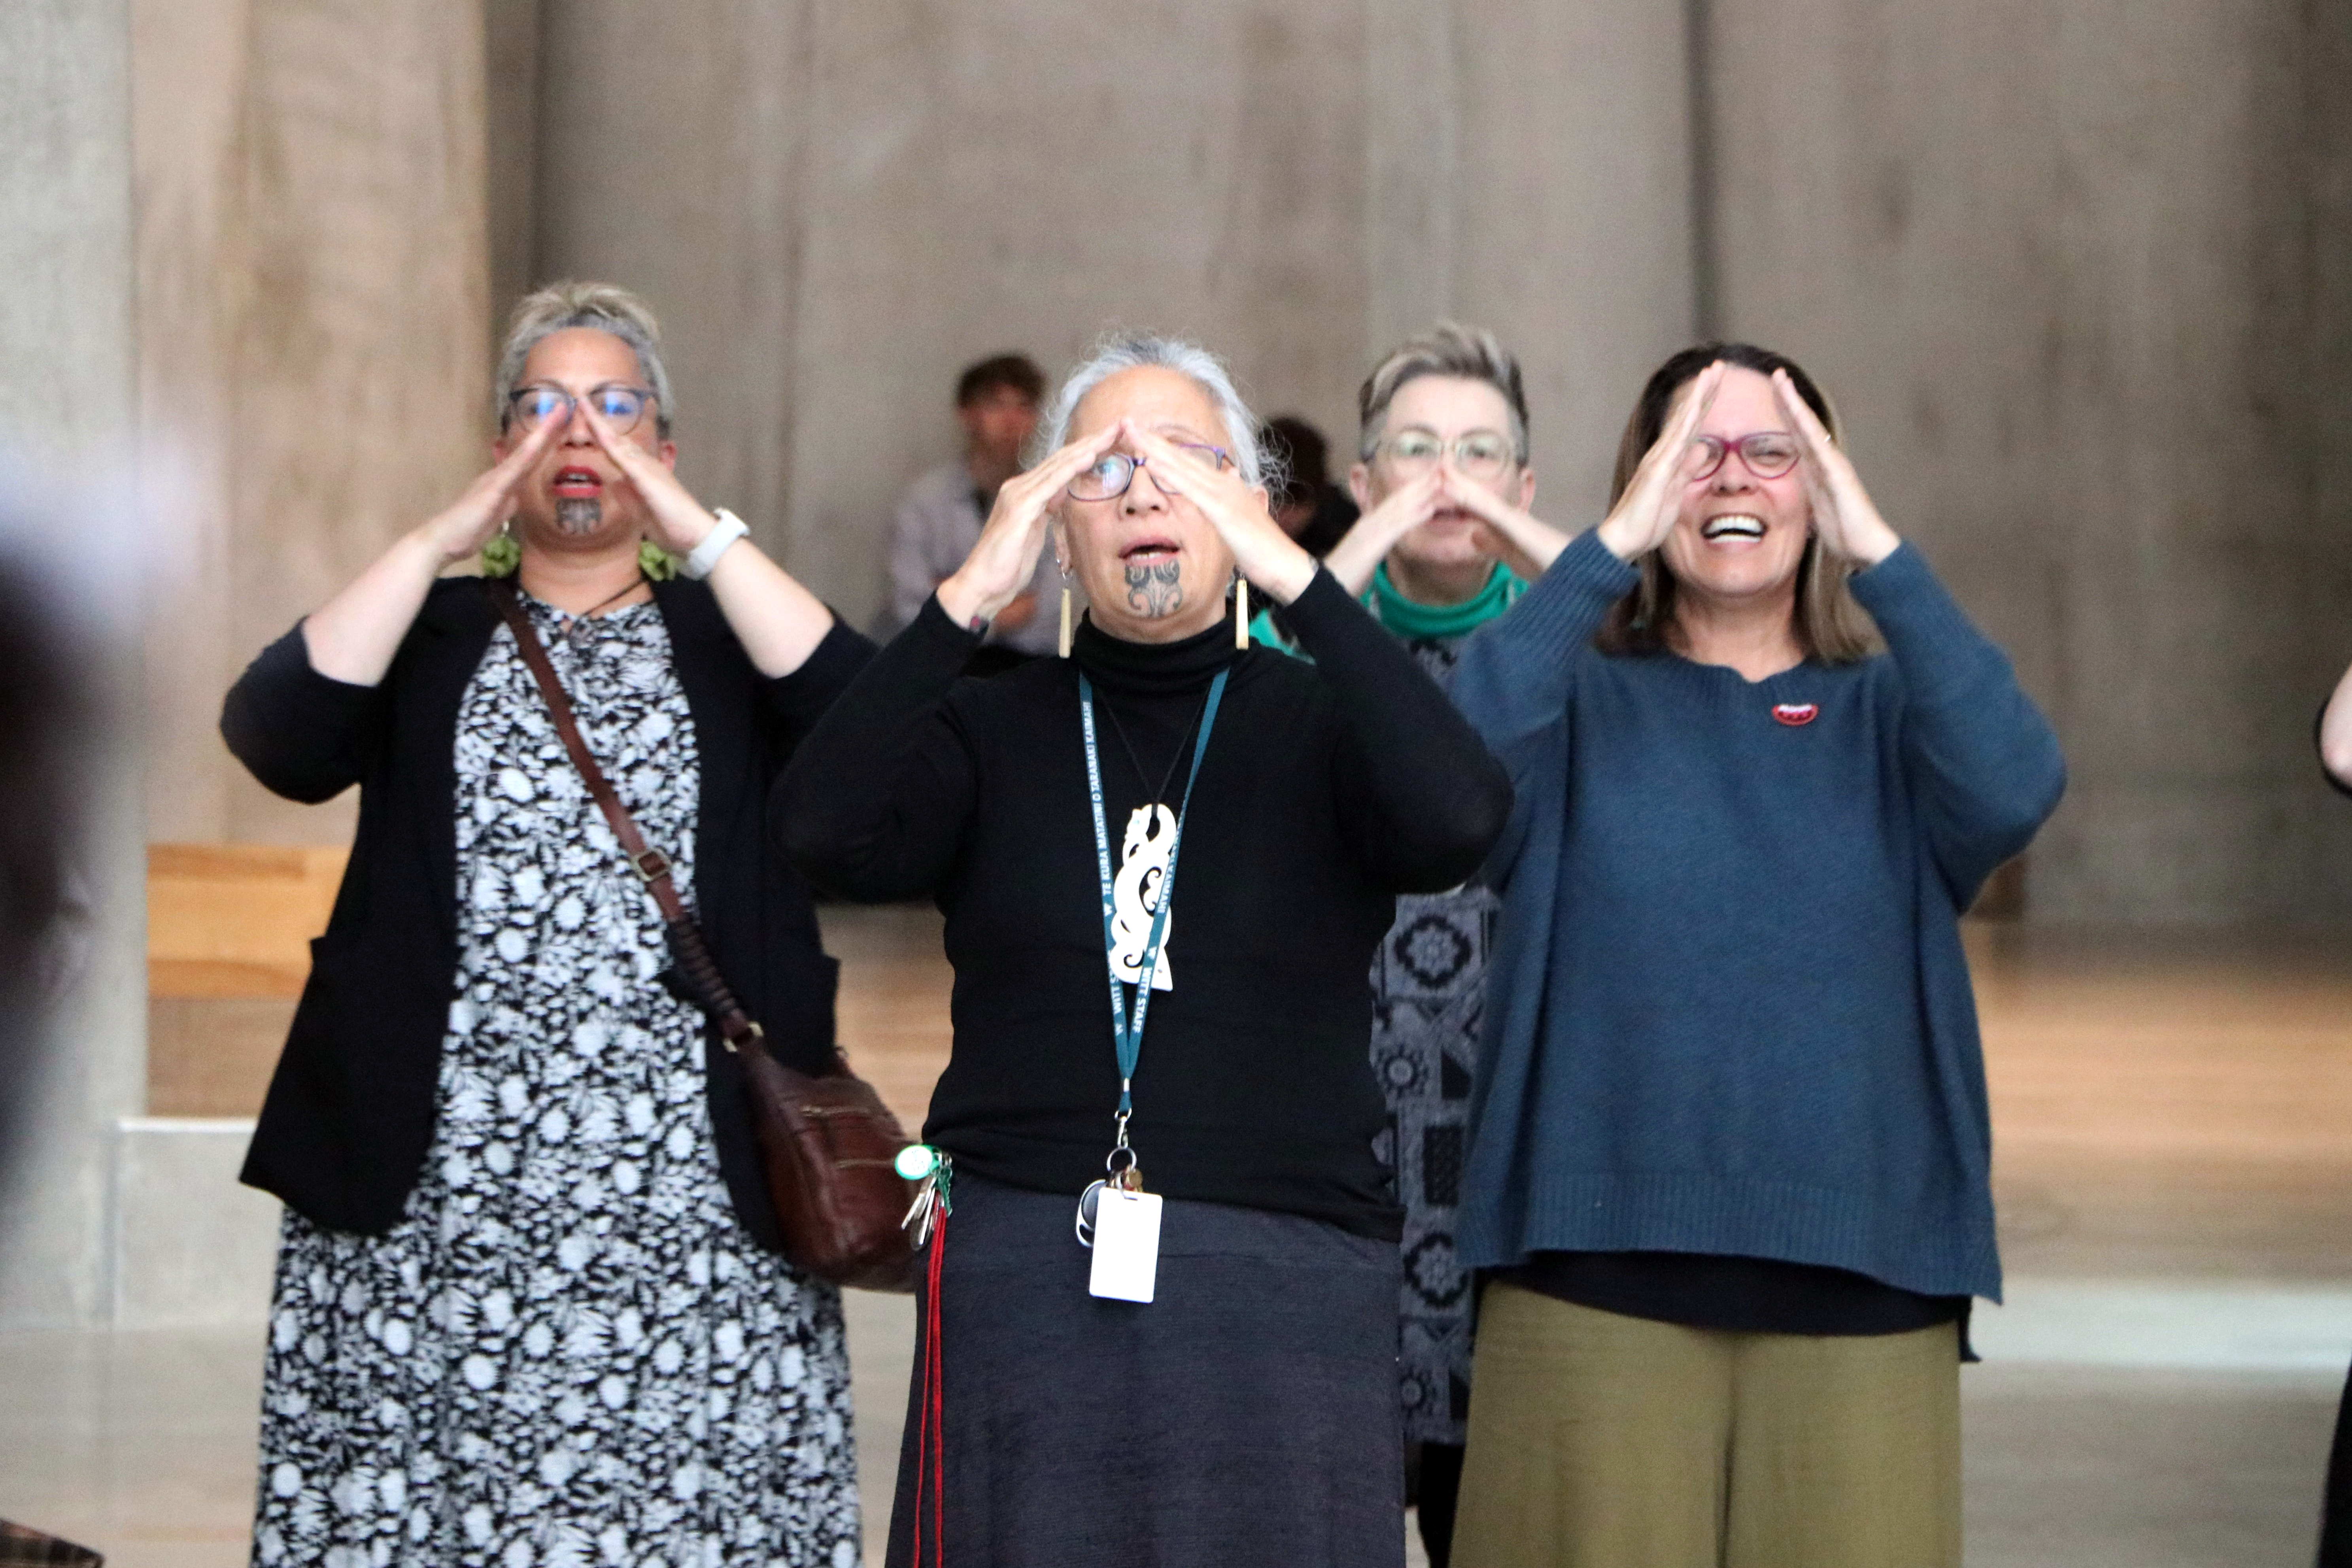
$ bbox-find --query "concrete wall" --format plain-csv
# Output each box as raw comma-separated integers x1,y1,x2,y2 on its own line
1707,0,2352,924
138,0,491,849
0,0,149,1330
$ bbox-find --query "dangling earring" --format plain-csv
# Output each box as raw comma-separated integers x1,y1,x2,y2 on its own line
480,520,520,578
638,539,681,581
1057,561,1075,659
1234,577,1250,650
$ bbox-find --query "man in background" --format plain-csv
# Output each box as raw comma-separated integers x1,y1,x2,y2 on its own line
884,353,1056,672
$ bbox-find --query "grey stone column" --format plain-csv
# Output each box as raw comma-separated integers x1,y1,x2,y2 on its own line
0,0,147,1330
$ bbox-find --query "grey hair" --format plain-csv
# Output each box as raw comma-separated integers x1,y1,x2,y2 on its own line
1356,320,1529,464
494,281,675,437
1033,332,1278,493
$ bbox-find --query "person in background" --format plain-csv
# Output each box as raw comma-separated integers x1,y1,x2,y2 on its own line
221,282,873,1566
777,332,1512,1566
1262,414,1360,558
885,353,1056,673
1447,342,2065,1568
1254,324,1565,1567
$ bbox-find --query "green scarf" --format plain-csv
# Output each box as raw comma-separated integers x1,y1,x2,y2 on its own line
1364,560,1525,640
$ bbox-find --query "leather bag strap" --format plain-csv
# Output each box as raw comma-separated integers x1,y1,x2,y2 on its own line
485,577,765,1053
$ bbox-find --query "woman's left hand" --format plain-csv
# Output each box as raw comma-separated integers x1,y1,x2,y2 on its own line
1122,421,1319,603
1436,468,1570,581
1772,369,1900,567
579,399,721,555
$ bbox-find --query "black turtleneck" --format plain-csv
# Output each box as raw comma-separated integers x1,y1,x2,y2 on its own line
774,569,1512,1238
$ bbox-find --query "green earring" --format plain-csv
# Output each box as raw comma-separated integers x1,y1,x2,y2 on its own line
638,540,681,581
480,524,520,578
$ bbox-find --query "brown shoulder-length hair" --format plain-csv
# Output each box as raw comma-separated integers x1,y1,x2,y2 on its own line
1593,341,1879,663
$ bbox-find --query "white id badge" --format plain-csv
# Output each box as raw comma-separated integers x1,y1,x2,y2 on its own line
1086,1188,1163,1303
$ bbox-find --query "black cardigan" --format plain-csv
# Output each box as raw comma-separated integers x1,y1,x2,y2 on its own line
220,576,875,1252
775,572,1513,1238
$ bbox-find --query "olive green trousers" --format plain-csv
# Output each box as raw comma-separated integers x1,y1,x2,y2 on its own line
1452,1283,1962,1568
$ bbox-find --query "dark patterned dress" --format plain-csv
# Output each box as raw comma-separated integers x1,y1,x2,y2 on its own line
250,596,860,1568
1256,561,1522,1448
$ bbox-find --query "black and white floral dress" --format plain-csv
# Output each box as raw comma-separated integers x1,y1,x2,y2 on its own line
251,596,860,1568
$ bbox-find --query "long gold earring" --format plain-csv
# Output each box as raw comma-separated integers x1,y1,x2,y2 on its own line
1058,567,1075,658
1234,577,1250,649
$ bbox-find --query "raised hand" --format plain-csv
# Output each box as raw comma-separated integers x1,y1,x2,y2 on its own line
1121,421,1318,604
1322,469,1444,596
1436,467,1569,582
1771,368,1900,567
936,424,1123,630
416,417,564,566
576,398,719,556
1595,360,1726,563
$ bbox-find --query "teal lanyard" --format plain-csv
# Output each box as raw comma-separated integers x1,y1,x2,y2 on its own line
1078,667,1229,1149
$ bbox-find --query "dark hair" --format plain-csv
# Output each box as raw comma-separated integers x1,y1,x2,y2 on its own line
956,353,1045,408
1594,341,1877,664
1261,416,1330,508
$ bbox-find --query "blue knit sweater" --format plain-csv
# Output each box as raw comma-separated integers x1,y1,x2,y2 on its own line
1448,531,2065,1301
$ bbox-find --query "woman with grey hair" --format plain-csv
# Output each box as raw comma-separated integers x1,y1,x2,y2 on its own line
1249,322,1568,1566
223,281,873,1566
777,334,1513,1564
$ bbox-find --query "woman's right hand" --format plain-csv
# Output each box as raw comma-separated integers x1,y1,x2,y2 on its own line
1321,470,1445,596
935,425,1122,630
1594,361,1725,563
414,417,565,566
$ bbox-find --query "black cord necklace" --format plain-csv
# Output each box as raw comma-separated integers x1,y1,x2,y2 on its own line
1099,684,1213,808
559,572,652,645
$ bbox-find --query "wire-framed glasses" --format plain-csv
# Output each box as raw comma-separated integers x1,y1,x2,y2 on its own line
1068,444,1232,502
505,382,657,436
1376,427,1517,480
1687,431,1802,482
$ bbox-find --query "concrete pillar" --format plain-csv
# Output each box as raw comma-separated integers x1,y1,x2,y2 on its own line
1707,0,2347,924
0,0,147,1330
138,0,493,850
1449,0,1698,521
535,0,811,591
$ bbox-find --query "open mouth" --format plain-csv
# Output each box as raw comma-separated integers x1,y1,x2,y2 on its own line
1120,536,1180,564
1700,513,1766,542
551,466,603,499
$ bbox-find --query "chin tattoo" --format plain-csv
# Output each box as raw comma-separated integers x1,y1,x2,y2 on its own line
555,498,602,535
1124,561,1184,619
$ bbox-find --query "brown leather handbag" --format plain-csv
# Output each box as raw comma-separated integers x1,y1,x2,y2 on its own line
489,580,916,1291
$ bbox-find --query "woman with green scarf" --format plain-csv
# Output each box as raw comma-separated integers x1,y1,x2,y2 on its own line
1251,323,1565,1566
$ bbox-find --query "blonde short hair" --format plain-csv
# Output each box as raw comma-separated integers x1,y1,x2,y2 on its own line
1356,321,1529,463
494,281,674,437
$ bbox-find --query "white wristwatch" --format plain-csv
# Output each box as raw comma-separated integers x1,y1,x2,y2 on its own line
682,508,750,580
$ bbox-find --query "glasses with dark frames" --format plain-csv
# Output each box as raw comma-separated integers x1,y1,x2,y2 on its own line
1067,444,1232,502
505,382,658,436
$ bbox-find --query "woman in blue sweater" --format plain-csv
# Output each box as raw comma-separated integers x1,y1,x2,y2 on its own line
1447,344,2065,1568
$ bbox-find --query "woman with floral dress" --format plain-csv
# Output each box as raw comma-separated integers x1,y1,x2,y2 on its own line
221,283,873,1568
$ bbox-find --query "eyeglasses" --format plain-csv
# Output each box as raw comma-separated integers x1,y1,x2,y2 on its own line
1375,427,1518,481
1067,444,1232,502
505,382,657,436
1687,431,1801,482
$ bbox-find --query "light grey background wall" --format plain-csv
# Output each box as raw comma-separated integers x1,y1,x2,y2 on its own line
1706,0,2352,923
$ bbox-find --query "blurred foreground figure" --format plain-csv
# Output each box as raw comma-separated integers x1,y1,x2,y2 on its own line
1447,345,2065,1568
778,334,1511,1566
1258,324,1566,1568
220,283,873,1566
884,352,1056,673
0,514,99,1566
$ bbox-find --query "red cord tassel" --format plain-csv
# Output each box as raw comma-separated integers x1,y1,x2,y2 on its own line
911,1212,948,1567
